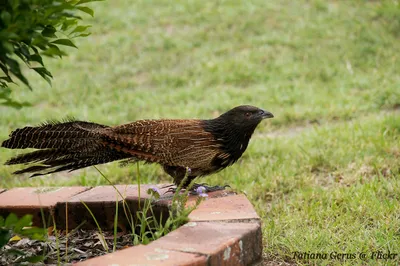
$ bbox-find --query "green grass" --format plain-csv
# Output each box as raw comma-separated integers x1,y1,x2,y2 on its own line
1,0,399,265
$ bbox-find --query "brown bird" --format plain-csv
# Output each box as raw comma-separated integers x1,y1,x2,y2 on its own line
2,105,273,190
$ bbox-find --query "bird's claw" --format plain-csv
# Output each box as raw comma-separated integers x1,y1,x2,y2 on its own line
161,184,179,194
161,184,175,189
164,187,179,194
163,183,209,195
163,183,231,195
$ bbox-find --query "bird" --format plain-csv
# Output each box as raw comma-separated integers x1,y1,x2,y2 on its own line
2,105,273,191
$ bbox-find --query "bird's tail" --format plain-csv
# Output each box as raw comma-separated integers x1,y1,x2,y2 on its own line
2,119,130,176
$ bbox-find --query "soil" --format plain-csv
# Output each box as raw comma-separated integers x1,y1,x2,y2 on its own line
0,230,133,265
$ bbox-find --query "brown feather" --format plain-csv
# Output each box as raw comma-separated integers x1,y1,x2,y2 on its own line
1,105,273,187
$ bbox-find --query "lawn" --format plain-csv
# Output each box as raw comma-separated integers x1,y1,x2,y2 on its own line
1,0,399,265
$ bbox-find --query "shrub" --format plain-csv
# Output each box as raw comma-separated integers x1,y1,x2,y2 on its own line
0,213,47,263
0,0,100,108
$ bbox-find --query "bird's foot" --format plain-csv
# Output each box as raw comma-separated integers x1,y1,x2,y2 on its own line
162,183,230,195
160,184,175,189
164,187,180,194
160,184,179,194
190,183,231,194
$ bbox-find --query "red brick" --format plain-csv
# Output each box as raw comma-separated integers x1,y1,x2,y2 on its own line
186,190,236,205
151,221,262,265
65,184,169,203
56,185,170,230
0,187,89,207
0,187,89,226
76,244,207,266
189,194,260,222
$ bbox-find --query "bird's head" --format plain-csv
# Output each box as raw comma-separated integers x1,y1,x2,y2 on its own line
218,105,274,129
203,105,274,162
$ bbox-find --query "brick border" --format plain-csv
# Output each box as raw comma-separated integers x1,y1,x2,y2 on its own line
0,186,262,265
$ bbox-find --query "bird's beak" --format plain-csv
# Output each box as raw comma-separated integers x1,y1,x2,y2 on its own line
260,109,274,119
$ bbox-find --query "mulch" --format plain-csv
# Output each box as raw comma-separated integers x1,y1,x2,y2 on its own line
0,229,133,265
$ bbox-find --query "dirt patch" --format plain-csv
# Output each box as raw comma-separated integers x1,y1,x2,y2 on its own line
0,230,133,265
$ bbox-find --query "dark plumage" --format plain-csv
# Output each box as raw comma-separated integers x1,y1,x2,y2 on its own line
2,105,273,188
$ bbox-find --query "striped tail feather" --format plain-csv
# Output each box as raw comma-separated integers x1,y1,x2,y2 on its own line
2,120,107,149
12,147,130,176
2,119,131,177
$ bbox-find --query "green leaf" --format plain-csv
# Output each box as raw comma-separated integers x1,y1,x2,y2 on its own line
19,44,30,59
142,235,150,244
41,25,57,38
5,213,18,228
0,31,19,41
20,227,47,241
14,50,29,64
76,6,94,17
76,0,94,4
0,87,32,108
31,35,50,50
76,0,105,5
5,57,32,90
0,216,4,227
29,54,44,66
71,25,92,34
133,235,140,246
0,62,10,77
61,18,78,31
0,86,12,98
0,77,12,83
42,44,67,58
25,255,45,263
0,11,11,25
0,228,11,249
13,215,33,234
32,67,52,85
1,41,14,53
5,248,26,256
0,99,31,109
68,0,80,4
51,39,77,48
74,32,91,38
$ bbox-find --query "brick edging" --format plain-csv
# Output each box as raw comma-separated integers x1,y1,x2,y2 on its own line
0,186,262,265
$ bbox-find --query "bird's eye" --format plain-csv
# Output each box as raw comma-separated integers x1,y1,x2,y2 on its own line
245,112,251,117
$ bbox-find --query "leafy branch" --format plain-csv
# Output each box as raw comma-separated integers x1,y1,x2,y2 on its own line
0,0,102,108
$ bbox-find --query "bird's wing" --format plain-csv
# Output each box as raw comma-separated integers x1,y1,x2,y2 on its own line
100,119,222,168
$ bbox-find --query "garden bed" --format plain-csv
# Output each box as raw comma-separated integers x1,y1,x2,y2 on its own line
1,229,132,264
0,185,262,265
